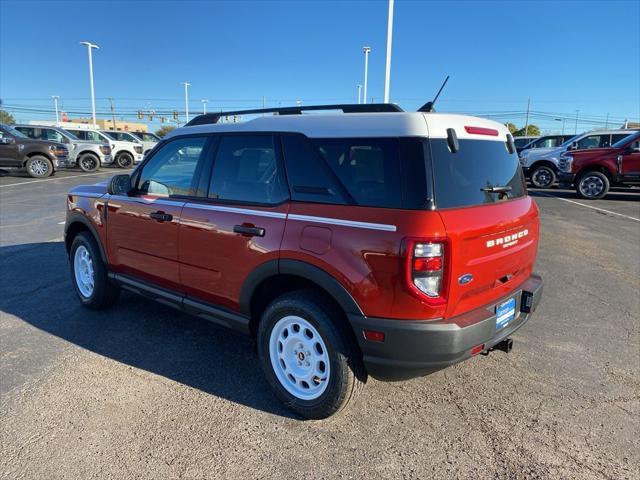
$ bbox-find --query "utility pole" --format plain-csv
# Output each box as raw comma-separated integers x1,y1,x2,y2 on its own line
182,82,191,124
383,0,394,103
51,96,60,124
524,98,530,136
362,46,371,104
108,97,117,129
80,41,99,128
605,112,609,129
201,99,208,115
575,110,580,134
357,84,362,104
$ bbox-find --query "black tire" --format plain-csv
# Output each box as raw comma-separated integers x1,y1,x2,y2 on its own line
257,290,366,419
78,153,100,172
529,164,556,189
575,171,610,200
69,232,120,310
115,152,133,168
25,155,53,178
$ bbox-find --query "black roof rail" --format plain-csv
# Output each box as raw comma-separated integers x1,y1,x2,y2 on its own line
185,103,404,126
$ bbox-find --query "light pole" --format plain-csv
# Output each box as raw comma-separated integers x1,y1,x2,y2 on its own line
201,99,208,115
357,84,362,104
80,42,99,128
554,117,566,134
182,82,191,123
383,0,394,103
51,96,60,124
574,110,580,134
362,46,371,104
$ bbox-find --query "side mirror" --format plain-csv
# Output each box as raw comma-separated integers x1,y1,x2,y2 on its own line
0,136,15,145
570,142,578,150
108,174,132,196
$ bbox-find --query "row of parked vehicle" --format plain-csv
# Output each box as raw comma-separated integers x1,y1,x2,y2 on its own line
514,129,639,198
0,123,161,178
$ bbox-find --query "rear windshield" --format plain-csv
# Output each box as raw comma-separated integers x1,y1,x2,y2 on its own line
429,139,526,209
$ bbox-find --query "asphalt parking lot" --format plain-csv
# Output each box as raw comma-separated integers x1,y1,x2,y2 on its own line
1,170,638,479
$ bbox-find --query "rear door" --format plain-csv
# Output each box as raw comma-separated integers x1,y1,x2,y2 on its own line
0,128,20,166
106,135,210,290
178,134,289,311
428,135,539,318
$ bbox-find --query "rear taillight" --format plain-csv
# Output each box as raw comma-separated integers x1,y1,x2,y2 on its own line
404,239,447,304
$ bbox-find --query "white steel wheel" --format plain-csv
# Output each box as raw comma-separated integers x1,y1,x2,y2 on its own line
73,245,95,298
269,315,330,401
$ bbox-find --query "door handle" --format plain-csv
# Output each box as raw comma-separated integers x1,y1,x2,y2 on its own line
149,211,173,222
233,225,265,237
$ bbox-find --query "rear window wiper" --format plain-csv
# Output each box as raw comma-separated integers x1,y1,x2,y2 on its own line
481,185,512,199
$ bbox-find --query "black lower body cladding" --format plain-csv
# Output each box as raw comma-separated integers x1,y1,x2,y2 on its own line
349,274,543,381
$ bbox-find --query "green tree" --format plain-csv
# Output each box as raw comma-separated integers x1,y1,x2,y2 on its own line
513,124,540,137
155,125,176,138
0,110,15,125
505,122,518,134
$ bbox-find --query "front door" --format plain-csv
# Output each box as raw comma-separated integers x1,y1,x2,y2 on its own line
0,128,20,167
620,139,640,177
178,134,290,311
106,135,211,291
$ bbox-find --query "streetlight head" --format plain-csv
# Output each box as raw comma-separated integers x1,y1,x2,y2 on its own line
363,46,371,53
80,41,99,49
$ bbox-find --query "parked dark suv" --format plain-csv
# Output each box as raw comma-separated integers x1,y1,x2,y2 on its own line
64,104,543,419
0,124,69,177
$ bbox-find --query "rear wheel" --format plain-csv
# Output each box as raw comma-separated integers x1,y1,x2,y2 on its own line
115,152,133,168
78,153,100,172
576,171,609,200
257,291,366,419
26,155,53,178
70,232,120,309
530,165,556,189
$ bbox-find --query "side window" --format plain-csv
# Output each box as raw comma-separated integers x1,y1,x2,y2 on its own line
16,127,36,139
576,135,602,149
611,134,629,145
312,137,403,208
281,134,348,205
137,136,207,196
208,135,288,205
43,129,64,142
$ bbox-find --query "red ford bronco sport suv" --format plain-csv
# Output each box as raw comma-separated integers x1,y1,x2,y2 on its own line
558,131,640,199
65,103,543,419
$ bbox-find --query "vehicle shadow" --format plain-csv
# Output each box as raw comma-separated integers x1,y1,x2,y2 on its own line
529,187,640,202
0,241,296,419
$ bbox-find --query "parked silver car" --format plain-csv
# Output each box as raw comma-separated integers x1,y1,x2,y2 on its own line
129,131,160,156
14,124,112,172
519,129,635,188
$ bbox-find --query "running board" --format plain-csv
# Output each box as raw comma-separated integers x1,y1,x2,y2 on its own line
109,273,251,335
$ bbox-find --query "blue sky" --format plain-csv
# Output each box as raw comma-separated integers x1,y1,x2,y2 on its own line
1,0,638,133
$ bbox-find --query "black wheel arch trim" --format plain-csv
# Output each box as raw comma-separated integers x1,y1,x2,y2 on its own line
239,258,365,318
64,213,107,263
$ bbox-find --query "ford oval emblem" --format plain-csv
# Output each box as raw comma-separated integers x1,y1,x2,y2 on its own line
458,273,473,285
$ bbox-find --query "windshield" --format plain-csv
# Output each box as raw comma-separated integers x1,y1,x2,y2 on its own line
612,131,640,148
135,132,159,142
63,130,80,140
4,125,28,138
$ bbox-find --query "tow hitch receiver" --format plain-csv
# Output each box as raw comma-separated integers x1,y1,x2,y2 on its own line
494,338,513,353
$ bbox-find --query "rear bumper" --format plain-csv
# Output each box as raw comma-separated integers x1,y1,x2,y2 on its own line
349,273,543,381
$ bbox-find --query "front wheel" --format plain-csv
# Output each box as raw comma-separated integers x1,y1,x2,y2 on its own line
70,232,120,309
530,165,556,189
115,152,133,168
78,153,100,172
26,155,53,178
576,171,610,200
257,291,366,419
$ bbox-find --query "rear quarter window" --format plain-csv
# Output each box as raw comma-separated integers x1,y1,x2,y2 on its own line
429,138,526,209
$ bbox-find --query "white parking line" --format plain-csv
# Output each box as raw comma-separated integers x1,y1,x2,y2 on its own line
0,171,114,188
537,192,640,222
